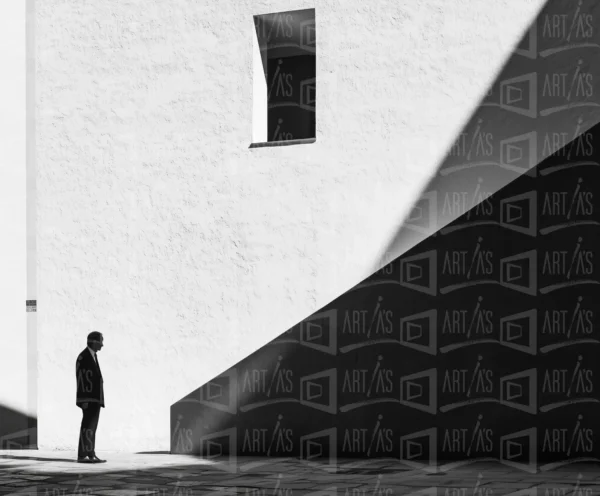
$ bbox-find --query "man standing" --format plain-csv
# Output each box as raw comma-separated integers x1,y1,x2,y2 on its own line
76,331,106,463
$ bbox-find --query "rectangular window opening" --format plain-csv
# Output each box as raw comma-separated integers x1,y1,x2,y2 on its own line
252,8,316,147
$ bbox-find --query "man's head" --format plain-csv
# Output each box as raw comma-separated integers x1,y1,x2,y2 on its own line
87,332,104,352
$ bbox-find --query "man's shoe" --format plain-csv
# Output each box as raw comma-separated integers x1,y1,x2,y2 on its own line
90,455,106,463
77,457,93,463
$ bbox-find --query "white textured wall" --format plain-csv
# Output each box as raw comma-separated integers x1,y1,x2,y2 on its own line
36,0,545,450
0,0,27,416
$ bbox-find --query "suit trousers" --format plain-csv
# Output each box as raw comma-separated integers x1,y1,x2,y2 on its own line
77,403,101,458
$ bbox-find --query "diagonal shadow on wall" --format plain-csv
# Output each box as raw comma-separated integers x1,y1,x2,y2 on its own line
171,118,600,468
374,0,600,272
171,0,600,470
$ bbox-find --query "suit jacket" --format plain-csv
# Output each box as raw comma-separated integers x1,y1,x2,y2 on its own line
76,348,104,408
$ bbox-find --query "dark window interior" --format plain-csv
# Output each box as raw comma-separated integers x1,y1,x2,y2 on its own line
255,9,316,142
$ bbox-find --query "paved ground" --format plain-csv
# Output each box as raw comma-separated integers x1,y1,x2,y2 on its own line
0,451,599,495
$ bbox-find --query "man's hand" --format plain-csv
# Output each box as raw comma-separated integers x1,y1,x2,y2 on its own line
82,402,88,409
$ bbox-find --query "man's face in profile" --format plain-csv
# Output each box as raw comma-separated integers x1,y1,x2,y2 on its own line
90,336,104,352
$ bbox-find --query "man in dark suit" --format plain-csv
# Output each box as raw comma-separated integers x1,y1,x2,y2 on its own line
76,331,106,463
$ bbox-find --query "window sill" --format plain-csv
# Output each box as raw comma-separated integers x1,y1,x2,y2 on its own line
249,138,316,149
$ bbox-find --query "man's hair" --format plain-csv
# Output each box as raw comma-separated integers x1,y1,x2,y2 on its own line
87,331,103,343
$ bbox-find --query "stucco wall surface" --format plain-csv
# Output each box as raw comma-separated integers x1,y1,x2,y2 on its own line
36,0,544,450
0,0,27,417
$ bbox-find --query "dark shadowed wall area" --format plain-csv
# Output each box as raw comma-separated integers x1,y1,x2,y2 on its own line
172,0,600,473
172,118,600,470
